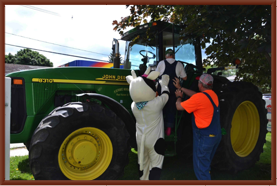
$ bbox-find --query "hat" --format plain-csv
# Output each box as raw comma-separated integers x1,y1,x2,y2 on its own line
165,49,174,55
199,74,213,86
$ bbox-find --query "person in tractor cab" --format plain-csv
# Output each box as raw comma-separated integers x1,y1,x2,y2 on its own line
174,74,222,180
156,49,187,136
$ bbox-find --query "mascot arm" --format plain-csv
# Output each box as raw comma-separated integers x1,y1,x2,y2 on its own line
154,92,169,108
155,74,170,108
153,92,169,109
155,74,170,107
160,74,170,96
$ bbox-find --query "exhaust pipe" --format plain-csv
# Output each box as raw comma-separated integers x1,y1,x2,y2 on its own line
112,38,120,68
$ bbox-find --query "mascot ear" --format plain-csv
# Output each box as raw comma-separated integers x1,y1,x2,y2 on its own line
126,70,137,84
144,67,151,75
126,75,133,84
131,70,137,79
147,71,160,80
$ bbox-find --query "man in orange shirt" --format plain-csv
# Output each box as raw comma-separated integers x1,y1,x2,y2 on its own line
173,73,222,180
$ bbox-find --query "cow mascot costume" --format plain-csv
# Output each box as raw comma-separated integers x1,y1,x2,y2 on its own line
126,67,170,180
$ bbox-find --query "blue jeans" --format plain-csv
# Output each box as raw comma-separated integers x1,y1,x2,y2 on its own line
192,131,221,180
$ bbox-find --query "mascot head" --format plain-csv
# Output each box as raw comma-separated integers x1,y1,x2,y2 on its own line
126,68,160,103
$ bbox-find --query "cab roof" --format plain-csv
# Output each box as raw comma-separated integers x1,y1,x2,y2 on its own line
121,21,184,41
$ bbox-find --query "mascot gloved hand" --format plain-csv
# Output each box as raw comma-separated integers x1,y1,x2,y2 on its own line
126,67,169,180
159,74,170,88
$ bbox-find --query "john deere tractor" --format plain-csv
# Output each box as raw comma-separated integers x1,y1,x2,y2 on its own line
5,21,268,180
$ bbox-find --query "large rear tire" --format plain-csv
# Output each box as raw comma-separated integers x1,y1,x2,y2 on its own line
212,81,268,173
29,102,130,180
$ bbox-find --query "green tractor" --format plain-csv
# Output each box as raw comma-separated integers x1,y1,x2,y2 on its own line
5,21,268,180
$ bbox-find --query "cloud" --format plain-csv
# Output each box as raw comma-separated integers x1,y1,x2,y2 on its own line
5,5,131,67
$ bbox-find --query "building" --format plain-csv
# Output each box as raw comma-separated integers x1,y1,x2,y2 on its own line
5,64,52,76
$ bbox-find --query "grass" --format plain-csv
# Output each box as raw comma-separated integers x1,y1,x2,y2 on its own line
10,155,34,180
10,133,272,180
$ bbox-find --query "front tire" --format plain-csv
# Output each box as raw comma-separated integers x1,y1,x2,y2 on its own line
29,102,130,180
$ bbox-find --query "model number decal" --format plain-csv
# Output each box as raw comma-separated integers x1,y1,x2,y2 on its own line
32,78,129,85
38,78,54,83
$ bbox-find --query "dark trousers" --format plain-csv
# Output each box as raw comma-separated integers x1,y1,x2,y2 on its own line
163,94,176,128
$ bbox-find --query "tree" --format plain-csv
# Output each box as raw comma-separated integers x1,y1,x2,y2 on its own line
5,48,53,67
112,5,271,92
108,51,123,63
5,53,17,64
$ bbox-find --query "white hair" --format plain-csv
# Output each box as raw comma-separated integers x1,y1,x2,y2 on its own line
166,53,174,58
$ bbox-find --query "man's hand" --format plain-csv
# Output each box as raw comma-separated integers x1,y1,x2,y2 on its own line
173,77,181,89
175,89,185,111
175,89,183,98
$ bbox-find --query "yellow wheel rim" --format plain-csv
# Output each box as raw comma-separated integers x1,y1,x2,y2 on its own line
58,127,113,180
231,101,260,157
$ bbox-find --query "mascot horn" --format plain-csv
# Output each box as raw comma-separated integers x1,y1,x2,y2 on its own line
126,67,169,180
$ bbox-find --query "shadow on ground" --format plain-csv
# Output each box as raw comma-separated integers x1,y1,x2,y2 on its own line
10,158,32,180
119,151,271,180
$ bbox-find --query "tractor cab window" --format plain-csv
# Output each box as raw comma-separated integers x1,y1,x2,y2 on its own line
163,31,196,66
128,44,157,70
123,25,197,72
174,42,196,65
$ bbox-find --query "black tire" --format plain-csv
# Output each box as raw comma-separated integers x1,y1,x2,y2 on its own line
212,81,268,173
29,102,130,180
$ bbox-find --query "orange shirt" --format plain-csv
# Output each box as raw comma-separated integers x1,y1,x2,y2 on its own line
180,90,219,129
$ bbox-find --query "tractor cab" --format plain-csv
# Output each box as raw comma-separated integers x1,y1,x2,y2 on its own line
120,21,204,89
